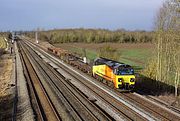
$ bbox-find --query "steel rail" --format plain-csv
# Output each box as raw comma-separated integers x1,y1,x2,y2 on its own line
18,41,61,121
21,40,112,121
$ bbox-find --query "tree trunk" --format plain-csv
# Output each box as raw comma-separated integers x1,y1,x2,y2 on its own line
175,71,178,97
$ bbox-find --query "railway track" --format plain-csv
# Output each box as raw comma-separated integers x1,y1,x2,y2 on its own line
43,56,150,120
21,38,180,120
18,40,112,120
144,94,180,114
12,42,17,121
52,42,180,120
18,41,60,121
118,92,180,121
23,40,158,120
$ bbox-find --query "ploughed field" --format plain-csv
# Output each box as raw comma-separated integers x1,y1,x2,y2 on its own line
54,43,154,71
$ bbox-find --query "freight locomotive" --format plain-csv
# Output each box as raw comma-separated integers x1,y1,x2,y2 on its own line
93,57,135,89
47,47,136,90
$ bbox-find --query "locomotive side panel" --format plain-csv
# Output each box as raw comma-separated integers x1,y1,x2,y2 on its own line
93,65,114,82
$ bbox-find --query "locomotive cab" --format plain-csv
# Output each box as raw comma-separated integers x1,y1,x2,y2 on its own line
113,66,135,89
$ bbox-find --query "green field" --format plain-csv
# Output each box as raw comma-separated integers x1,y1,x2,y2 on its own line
0,37,7,49
54,43,154,71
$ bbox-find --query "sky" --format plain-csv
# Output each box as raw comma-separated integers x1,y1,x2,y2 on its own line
0,0,165,31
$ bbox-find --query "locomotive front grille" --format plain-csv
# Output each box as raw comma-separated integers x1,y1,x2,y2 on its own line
118,84,123,88
125,83,129,89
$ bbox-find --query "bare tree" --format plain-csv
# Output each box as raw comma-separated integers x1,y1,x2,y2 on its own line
155,0,180,96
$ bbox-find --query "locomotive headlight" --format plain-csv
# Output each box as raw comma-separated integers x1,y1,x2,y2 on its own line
118,78,123,82
130,78,135,82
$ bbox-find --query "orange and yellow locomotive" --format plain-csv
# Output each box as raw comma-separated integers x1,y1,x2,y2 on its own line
92,57,135,89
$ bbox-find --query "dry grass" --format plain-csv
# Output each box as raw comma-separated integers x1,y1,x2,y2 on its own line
0,56,13,120
0,58,13,97
0,37,6,49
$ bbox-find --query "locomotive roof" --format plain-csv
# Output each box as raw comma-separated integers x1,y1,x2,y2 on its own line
95,57,132,69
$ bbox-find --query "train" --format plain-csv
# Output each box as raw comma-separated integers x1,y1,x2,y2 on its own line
93,57,135,89
47,46,136,90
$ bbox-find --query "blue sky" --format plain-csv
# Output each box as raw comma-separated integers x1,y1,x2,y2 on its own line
0,0,165,31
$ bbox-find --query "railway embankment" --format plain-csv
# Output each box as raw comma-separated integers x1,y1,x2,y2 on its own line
0,54,13,120
0,40,34,120
0,37,14,120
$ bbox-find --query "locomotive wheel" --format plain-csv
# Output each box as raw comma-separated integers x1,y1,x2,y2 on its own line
108,81,114,88
94,74,98,79
102,79,106,84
